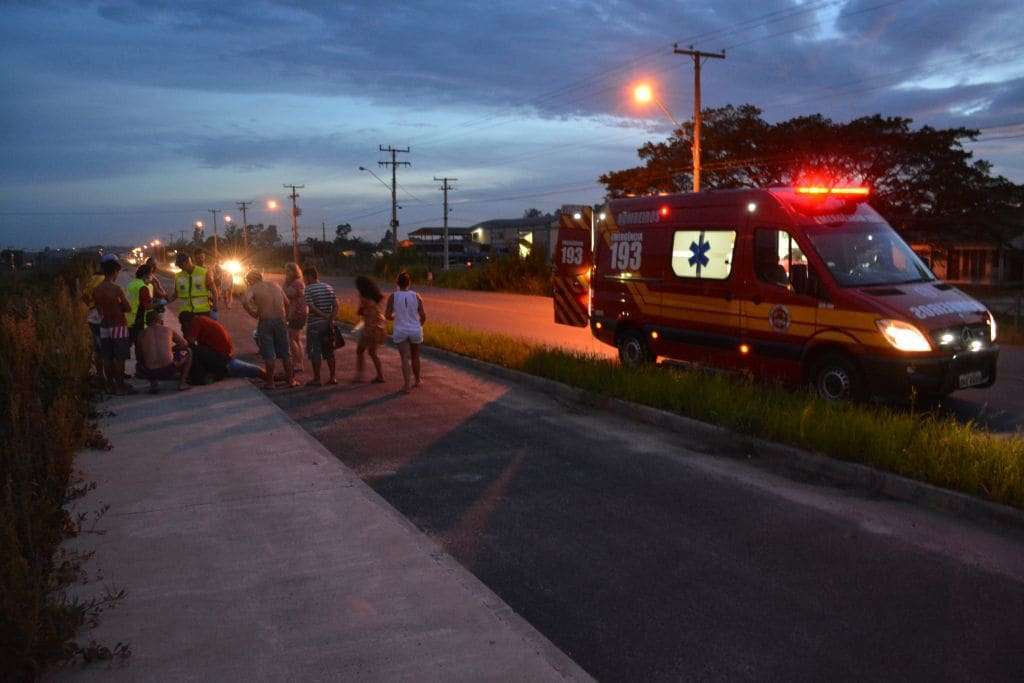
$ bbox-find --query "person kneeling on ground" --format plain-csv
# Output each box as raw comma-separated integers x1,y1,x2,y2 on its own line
137,309,191,393
178,311,266,384
242,270,298,390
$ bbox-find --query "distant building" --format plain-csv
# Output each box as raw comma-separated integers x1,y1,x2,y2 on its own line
469,214,559,260
407,227,476,265
910,237,1024,286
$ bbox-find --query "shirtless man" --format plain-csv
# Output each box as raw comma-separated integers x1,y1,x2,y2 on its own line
242,270,297,389
90,257,136,395
137,309,192,393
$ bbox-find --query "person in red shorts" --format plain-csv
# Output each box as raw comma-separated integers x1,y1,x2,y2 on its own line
91,256,136,395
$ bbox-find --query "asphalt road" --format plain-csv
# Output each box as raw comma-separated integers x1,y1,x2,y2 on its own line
313,275,1024,433
216,305,1024,681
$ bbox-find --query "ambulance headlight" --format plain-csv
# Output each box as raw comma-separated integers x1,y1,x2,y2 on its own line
987,311,997,342
876,319,931,352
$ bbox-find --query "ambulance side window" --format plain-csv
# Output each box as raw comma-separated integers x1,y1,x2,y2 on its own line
670,230,736,280
755,228,808,290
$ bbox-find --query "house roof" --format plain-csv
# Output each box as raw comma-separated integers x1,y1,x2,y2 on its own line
471,215,555,231
408,227,473,237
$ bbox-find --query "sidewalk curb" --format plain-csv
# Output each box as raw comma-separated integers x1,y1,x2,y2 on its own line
245,379,592,681
404,341,1024,532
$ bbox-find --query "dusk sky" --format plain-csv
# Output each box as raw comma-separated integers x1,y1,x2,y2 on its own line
2,0,1023,249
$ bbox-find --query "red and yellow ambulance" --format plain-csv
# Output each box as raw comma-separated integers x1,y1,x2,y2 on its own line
553,186,999,401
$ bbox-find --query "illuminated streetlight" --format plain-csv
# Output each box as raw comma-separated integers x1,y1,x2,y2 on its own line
267,200,278,210
224,215,232,223
195,220,204,229
631,81,680,129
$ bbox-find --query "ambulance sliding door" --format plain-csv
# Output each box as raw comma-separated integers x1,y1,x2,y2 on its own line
655,216,743,369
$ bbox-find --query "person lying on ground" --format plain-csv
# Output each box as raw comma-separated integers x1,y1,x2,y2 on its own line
242,270,298,389
178,311,266,384
137,309,191,393
91,256,137,395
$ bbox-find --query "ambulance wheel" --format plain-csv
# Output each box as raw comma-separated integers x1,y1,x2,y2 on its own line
618,330,653,368
810,353,864,402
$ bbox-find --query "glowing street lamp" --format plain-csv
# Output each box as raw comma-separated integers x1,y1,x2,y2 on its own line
267,200,278,211
632,81,680,129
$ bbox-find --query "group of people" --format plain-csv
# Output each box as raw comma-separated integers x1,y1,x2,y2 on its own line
82,249,428,396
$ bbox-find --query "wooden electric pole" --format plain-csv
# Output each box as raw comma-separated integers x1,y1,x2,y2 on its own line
236,201,252,257
672,44,725,193
283,184,304,264
433,176,458,270
378,145,410,250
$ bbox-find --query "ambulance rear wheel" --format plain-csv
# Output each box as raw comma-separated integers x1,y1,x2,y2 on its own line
810,353,864,402
618,330,653,368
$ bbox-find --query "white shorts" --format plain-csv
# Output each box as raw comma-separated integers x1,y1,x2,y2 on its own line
392,328,423,345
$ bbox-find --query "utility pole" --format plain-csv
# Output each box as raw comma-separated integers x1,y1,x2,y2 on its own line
378,145,410,250
208,208,221,259
672,44,725,193
236,201,252,257
283,184,304,264
433,176,458,270
322,219,327,257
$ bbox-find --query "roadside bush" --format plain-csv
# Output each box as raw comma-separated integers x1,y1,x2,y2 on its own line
433,253,552,296
0,262,117,678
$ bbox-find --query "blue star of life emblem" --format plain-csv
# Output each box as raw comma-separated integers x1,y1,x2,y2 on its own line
689,233,711,274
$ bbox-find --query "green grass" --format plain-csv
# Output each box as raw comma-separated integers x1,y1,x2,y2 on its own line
338,303,1024,510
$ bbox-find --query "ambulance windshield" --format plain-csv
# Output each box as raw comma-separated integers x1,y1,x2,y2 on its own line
806,223,935,288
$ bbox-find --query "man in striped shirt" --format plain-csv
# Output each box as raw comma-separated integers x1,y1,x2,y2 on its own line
302,265,338,386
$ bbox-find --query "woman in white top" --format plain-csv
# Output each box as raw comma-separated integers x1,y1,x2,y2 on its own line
385,271,426,393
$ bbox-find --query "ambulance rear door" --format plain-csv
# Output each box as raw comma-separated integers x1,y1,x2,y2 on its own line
552,207,593,327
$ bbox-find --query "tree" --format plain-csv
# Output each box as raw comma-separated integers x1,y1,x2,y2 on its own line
599,105,1024,247
523,207,544,219
335,223,352,242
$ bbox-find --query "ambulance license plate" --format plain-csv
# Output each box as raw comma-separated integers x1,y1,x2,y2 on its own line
958,370,986,389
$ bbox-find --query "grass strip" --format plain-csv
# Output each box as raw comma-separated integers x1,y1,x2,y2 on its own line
338,303,1024,509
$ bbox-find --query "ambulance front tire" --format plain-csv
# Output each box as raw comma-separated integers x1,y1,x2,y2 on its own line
618,330,653,368
809,353,865,402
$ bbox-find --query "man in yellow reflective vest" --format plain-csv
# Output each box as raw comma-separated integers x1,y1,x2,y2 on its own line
169,252,218,317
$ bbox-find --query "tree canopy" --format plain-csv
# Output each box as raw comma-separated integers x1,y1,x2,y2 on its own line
600,105,1024,246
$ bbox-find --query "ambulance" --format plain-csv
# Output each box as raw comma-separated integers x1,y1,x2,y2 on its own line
553,186,999,401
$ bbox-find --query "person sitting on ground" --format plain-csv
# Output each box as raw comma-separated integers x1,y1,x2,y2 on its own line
353,275,386,384
137,309,191,393
242,270,298,389
385,270,426,393
302,265,339,386
91,256,137,395
178,311,266,384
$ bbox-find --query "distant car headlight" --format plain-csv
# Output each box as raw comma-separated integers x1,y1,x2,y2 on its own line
876,319,932,352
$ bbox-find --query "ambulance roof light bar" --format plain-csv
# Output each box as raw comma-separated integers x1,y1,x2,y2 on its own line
795,186,870,196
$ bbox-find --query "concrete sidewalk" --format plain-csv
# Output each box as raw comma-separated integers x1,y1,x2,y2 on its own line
61,377,588,680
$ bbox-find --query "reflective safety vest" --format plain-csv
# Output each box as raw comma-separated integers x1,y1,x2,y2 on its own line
175,265,211,313
125,278,154,326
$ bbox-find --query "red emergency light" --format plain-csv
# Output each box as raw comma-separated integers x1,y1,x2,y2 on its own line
659,205,670,217
796,186,870,196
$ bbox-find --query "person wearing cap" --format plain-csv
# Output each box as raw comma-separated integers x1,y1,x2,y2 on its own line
168,251,217,316
242,270,297,389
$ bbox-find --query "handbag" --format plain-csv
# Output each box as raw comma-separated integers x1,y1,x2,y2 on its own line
323,321,346,350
